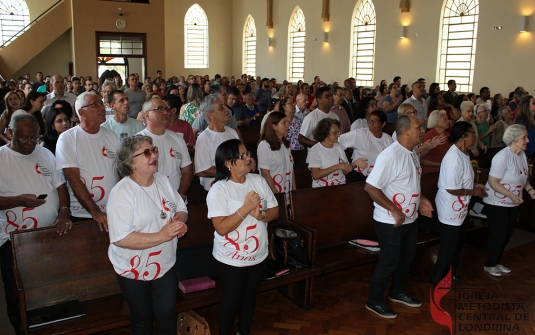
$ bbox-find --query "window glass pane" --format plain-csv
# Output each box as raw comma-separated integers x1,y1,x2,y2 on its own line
350,0,376,87
0,0,30,46
243,15,256,76
288,7,306,82
184,4,208,68
98,35,144,56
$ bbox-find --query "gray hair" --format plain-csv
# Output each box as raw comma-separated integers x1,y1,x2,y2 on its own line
460,100,474,112
9,113,39,134
515,90,527,104
427,110,447,129
116,135,153,177
496,106,510,121
503,124,527,146
395,115,412,137
199,94,219,121
75,91,99,118
474,104,487,115
141,100,155,114
101,80,116,91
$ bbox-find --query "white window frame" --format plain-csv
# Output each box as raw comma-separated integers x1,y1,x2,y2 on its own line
243,15,256,77
287,6,306,83
0,0,29,46
349,0,376,87
437,0,479,93
184,3,208,69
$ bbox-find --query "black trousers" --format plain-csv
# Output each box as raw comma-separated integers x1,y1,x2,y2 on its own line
367,220,418,304
216,260,267,335
0,241,20,335
429,223,465,284
116,265,178,335
484,204,520,267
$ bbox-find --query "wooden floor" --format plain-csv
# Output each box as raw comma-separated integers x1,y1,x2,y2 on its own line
99,238,535,335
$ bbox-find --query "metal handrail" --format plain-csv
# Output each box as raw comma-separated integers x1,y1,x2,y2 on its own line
0,0,63,48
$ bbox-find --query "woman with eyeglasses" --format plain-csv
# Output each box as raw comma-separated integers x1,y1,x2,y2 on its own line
107,135,188,335
339,111,393,182
308,118,353,187
258,112,295,202
430,122,488,285
207,139,278,335
350,97,378,131
474,104,496,149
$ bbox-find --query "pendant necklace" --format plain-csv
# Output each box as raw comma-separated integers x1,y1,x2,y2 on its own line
133,177,167,219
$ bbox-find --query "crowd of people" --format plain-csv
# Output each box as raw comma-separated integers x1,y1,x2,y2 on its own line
1,70,535,333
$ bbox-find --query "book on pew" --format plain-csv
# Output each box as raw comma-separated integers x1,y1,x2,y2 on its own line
349,239,380,252
263,259,291,280
27,300,85,328
179,276,216,293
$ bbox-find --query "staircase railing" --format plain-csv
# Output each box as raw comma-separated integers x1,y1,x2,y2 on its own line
0,0,63,48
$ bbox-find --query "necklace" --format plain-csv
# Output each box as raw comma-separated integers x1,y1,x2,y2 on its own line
132,177,167,219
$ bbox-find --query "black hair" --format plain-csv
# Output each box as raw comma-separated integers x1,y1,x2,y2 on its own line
315,86,331,99
107,89,124,104
162,94,182,110
449,121,473,144
227,87,239,96
370,110,387,125
213,139,243,184
51,99,74,119
41,107,70,155
21,90,45,111
479,87,489,95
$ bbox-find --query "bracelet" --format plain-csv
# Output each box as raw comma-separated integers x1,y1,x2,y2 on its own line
527,188,534,193
260,210,266,221
60,206,70,212
236,210,244,220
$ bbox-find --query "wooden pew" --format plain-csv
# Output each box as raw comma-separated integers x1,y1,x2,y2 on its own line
12,195,319,334
288,180,441,275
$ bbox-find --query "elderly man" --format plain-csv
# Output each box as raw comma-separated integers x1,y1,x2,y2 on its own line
42,74,77,119
364,115,433,319
137,98,193,202
56,92,120,231
286,93,310,151
0,114,71,333
101,90,144,140
298,86,339,148
100,81,116,120
195,94,240,191
125,73,146,119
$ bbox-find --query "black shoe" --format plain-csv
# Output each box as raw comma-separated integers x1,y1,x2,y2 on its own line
452,275,463,283
388,292,422,307
365,301,397,319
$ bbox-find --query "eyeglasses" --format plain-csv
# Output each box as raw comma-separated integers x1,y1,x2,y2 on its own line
237,151,251,160
367,119,382,124
329,130,341,134
17,136,39,144
405,111,417,116
133,146,159,159
149,106,172,113
80,100,104,109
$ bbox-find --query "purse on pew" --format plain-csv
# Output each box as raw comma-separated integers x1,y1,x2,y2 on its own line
177,310,211,335
270,223,311,268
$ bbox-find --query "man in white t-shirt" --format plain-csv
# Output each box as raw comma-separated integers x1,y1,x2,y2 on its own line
403,81,427,127
298,86,339,148
101,90,144,141
195,94,241,191
364,115,434,319
137,98,193,201
0,114,71,334
56,92,120,232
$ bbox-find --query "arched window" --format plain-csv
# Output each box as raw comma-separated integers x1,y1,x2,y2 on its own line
287,6,306,83
184,4,208,69
437,0,479,92
0,0,30,46
349,0,376,87
243,15,256,77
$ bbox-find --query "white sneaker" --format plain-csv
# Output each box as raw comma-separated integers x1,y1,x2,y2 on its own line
495,264,511,273
484,266,502,276
469,210,487,219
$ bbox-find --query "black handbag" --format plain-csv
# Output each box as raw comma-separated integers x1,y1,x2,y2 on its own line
270,223,311,268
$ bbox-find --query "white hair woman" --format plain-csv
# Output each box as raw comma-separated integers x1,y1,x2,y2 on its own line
421,110,452,174
483,125,535,276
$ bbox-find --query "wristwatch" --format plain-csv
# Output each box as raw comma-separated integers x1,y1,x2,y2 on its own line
260,210,266,220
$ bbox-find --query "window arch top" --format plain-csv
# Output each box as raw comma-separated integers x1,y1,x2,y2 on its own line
353,0,376,26
290,7,306,33
443,0,478,17
184,3,208,26
0,0,30,46
349,0,376,86
184,3,208,69
243,15,256,76
287,6,306,82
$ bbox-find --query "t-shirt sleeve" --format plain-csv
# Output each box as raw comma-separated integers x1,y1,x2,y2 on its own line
257,141,273,171
366,154,393,190
307,145,322,169
338,131,355,149
207,185,230,218
107,190,136,243
192,115,207,131
442,154,464,190
299,115,312,138
259,176,278,209
194,139,213,174
55,132,78,169
489,151,507,180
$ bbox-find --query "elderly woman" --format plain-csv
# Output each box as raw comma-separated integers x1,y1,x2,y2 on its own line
207,139,278,335
457,101,485,156
339,111,393,181
516,95,535,157
308,118,353,187
490,106,514,148
474,104,496,148
351,97,378,130
258,111,295,203
421,110,452,174
40,107,71,155
483,125,535,276
430,122,488,285
179,83,204,125
107,135,188,334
